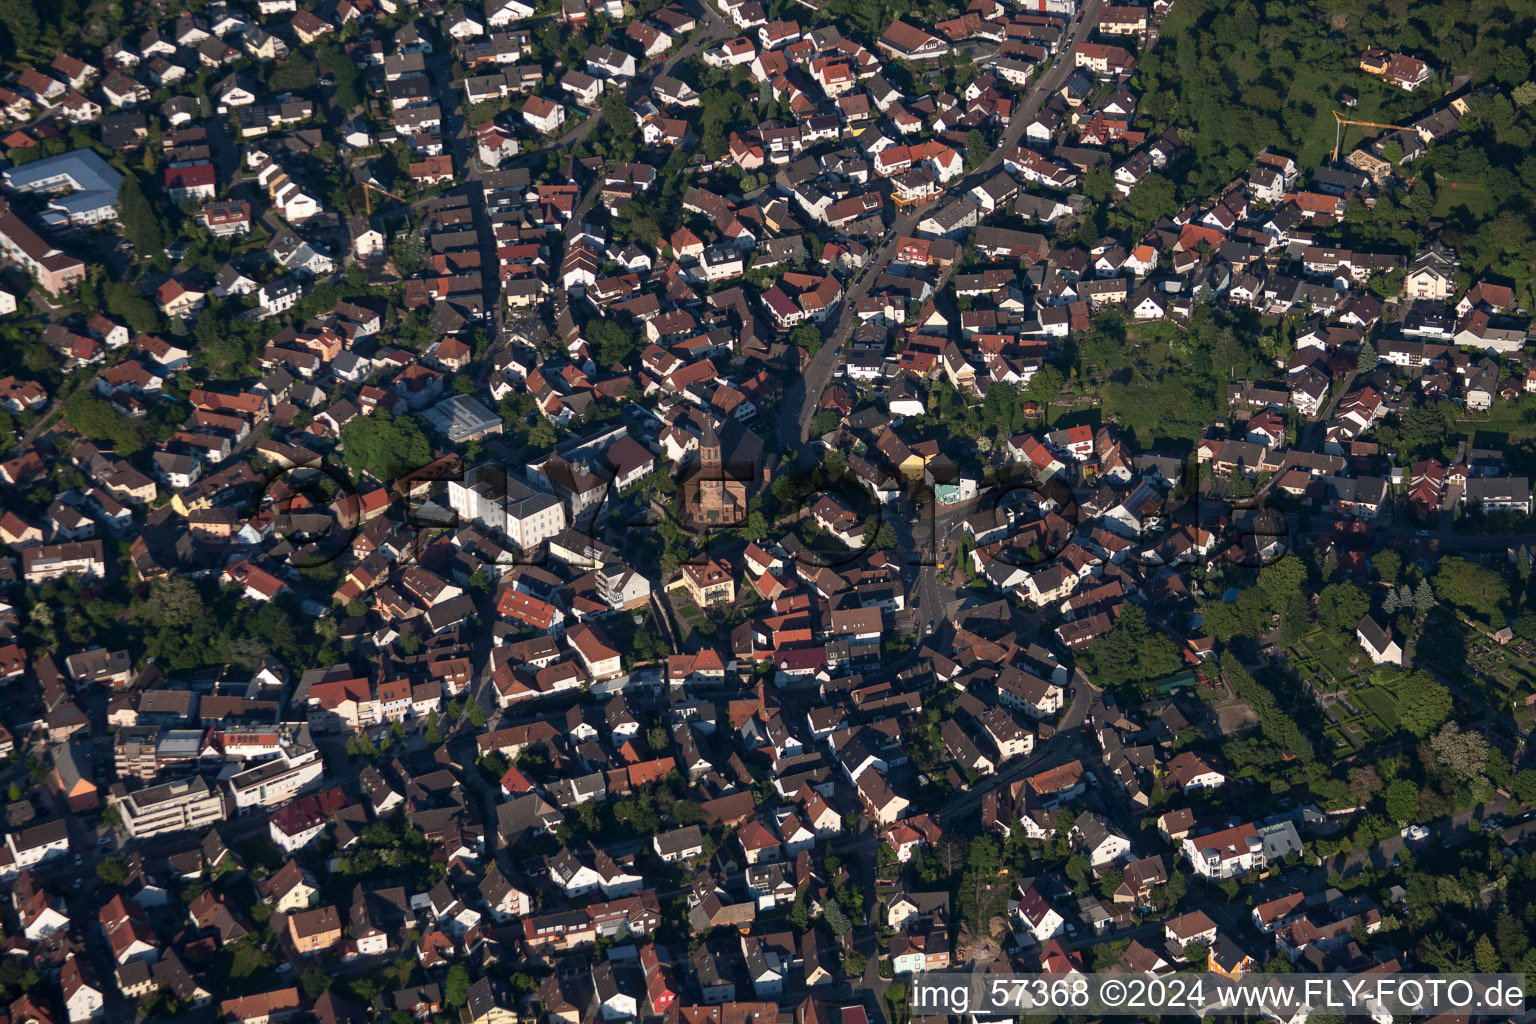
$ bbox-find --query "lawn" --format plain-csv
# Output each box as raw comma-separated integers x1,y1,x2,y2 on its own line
1294,630,1362,685
1434,181,1494,220
1355,686,1400,731
1290,629,1404,745
1453,395,1536,445
1292,68,1435,171
1323,723,1355,754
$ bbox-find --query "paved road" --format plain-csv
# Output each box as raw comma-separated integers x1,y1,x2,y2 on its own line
773,0,1104,650
933,676,1096,825
783,0,1106,451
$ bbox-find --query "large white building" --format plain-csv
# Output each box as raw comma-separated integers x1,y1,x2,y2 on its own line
1,149,123,226
449,462,568,551
1013,884,1064,943
3,819,71,876
110,777,227,839
226,749,325,811
1182,823,1265,880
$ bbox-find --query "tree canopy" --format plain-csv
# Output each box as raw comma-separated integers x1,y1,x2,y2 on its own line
1397,671,1454,738
340,410,434,482
1433,556,1510,623
117,172,166,262
1077,604,1183,689
589,320,638,368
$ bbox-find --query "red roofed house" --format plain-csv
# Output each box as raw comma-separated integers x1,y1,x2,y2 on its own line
164,163,216,201
877,20,947,60
1181,822,1264,879
566,622,621,680
497,586,566,634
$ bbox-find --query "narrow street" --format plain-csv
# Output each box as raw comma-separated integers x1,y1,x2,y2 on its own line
783,0,1107,450
933,678,1096,826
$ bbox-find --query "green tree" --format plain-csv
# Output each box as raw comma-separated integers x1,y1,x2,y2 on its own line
963,129,987,171
445,965,471,1007
589,320,637,367
268,54,318,92
102,280,161,334
1427,723,1489,782
140,576,204,629
1120,173,1178,235
789,892,809,931
1356,339,1377,373
822,901,851,934
117,172,165,260
958,837,1010,935
1077,604,1182,688
1318,582,1370,637
1397,672,1453,738
1026,365,1064,405
320,40,363,110
1257,556,1307,609
1082,165,1115,205
1384,778,1420,822
1063,854,1089,890
1494,909,1530,964
96,856,128,886
0,3,41,57
339,410,433,481
861,517,898,551
1512,769,1536,805
1433,556,1509,621
527,418,558,451
64,391,154,455
1413,578,1436,615
1475,935,1501,974
301,969,332,1000
788,324,822,354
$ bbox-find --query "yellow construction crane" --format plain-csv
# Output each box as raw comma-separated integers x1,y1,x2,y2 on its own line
1332,110,1412,164
360,180,405,216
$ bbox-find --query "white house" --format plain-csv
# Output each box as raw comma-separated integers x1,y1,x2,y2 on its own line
481,867,532,922
487,0,536,25
446,8,486,38
522,95,566,134
1165,909,1218,951
61,959,104,1024
1071,813,1132,868
1355,615,1403,666
1013,885,1064,944
1182,823,1264,880
22,896,70,940
1164,752,1227,792
547,849,604,897
4,820,70,874
653,825,705,863
268,802,328,853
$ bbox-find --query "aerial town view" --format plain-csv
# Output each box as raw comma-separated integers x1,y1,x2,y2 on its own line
3,0,1536,1019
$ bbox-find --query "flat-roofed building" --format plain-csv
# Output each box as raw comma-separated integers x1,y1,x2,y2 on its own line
226,751,325,811
110,777,226,838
